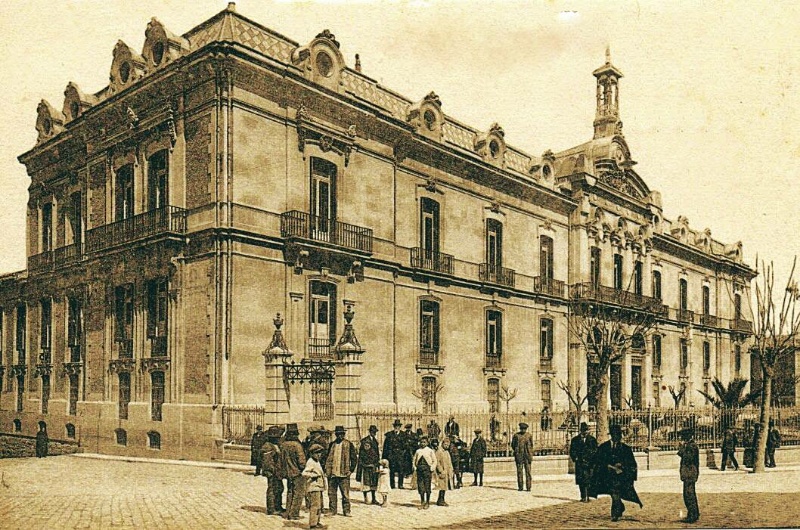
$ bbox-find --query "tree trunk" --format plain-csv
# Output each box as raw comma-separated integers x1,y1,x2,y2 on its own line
754,373,773,473
596,371,610,443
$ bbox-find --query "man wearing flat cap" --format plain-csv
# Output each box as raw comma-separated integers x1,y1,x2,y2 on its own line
383,419,407,489
570,422,598,502
325,425,357,517
280,423,307,521
589,424,642,521
357,425,381,505
302,444,327,529
678,428,700,523
470,428,487,486
511,422,534,491
250,425,267,476
262,426,286,515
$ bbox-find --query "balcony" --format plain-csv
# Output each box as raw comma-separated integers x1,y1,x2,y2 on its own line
533,277,565,298
54,243,82,268
307,337,334,360
151,336,168,357
479,264,516,288
700,313,719,327
730,318,753,333
411,248,454,275
280,211,373,253
85,206,186,254
571,283,667,314
485,353,503,369
68,344,82,363
677,309,695,324
116,339,133,359
28,250,53,273
418,347,439,366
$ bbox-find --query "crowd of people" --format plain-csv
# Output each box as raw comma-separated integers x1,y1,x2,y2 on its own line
249,418,489,528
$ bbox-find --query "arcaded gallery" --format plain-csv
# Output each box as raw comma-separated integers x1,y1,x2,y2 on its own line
0,4,755,459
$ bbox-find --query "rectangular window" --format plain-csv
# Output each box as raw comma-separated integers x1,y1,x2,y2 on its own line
16,375,24,413
41,374,50,414
652,270,662,300
735,344,742,374
587,362,599,410
613,253,623,290
539,236,554,280
419,300,440,365
653,381,661,408
147,278,169,356
151,371,165,421
67,296,82,361
420,198,440,254
310,158,337,237
40,298,52,352
633,261,643,295
679,279,688,311
68,373,79,416
41,203,53,252
119,372,131,420
541,379,552,410
69,192,83,248
680,338,689,371
308,281,336,359
630,365,642,409
590,247,601,287
702,285,710,316
610,364,622,410
15,304,26,362
488,378,500,414
147,150,168,211
703,341,711,373
734,293,742,321
311,379,333,421
115,164,134,221
486,219,503,271
422,376,438,414
114,284,134,358
540,318,553,362
653,334,662,369
486,310,502,367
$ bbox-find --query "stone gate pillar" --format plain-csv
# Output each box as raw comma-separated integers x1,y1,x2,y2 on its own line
263,313,292,425
334,303,364,432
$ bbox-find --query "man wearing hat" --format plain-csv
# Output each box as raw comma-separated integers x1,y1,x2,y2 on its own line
678,428,700,523
356,425,381,505
511,422,534,491
470,429,487,486
280,423,307,520
382,420,407,489
589,424,642,521
403,423,418,483
325,426,357,516
302,444,327,529
250,425,267,476
261,426,285,515
569,422,598,502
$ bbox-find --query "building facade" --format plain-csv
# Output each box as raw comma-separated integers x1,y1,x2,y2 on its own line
0,5,755,459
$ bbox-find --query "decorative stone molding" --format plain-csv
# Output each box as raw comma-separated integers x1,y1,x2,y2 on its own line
63,362,83,376
35,100,65,145
295,105,356,166
292,29,346,91
33,364,53,378
109,40,147,95
140,357,171,373
143,18,189,70
407,91,444,141
10,364,27,378
108,358,136,374
264,313,293,363
474,123,506,167
334,303,364,361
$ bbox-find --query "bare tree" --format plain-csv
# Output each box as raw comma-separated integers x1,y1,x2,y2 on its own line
411,381,444,414
749,258,800,472
668,384,687,410
499,385,518,454
569,300,657,442
558,380,589,426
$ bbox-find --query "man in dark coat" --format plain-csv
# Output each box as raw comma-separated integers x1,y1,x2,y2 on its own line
589,424,642,521
444,416,460,438
382,419,407,489
448,435,463,488
35,421,49,458
356,425,381,505
511,422,534,491
325,425,358,516
250,425,266,475
280,423,306,520
569,422,598,502
402,423,417,481
261,425,285,515
767,420,781,468
470,428,487,486
678,428,700,523
721,427,738,471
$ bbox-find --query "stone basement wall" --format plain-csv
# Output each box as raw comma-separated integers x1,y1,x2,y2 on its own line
0,434,82,459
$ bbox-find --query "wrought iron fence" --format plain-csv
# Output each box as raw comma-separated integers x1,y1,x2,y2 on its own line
280,210,373,253
479,263,516,288
411,247,454,275
222,405,272,445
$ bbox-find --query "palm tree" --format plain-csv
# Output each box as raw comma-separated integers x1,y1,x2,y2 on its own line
697,377,760,432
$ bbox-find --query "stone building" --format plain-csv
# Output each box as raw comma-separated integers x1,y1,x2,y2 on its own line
0,4,755,459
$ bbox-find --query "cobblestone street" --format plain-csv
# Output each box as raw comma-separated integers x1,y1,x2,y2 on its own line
0,454,798,529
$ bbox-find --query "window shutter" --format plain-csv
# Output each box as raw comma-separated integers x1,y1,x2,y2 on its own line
114,287,124,342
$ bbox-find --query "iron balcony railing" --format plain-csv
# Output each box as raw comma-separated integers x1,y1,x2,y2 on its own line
54,243,82,268
28,250,53,273
485,353,503,369
479,264,516,288
571,283,667,314
68,344,81,363
700,313,719,327
677,309,695,324
307,337,334,360
731,318,753,333
411,248,454,275
117,339,133,359
533,276,565,298
85,206,187,254
419,347,439,366
151,336,168,357
280,211,373,253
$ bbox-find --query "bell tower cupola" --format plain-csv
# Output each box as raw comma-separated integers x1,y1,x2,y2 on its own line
593,46,624,139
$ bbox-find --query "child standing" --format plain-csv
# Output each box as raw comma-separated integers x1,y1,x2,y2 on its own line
413,435,437,510
377,459,391,506
302,444,327,529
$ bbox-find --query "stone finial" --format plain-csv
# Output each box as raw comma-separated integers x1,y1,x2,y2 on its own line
335,303,364,357
264,312,292,358
355,54,362,73
316,29,340,49
606,45,611,64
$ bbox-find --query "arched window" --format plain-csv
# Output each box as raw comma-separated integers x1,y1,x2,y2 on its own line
115,428,127,446
486,310,503,368
12,419,21,432
147,150,169,210
147,431,161,450
65,423,76,439
419,299,440,365
115,164,134,221
310,157,337,237
487,378,500,414
308,281,337,359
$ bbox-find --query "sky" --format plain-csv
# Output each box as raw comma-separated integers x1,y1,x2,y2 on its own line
0,0,798,292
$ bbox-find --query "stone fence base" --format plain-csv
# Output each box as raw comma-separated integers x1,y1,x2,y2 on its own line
0,433,82,459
